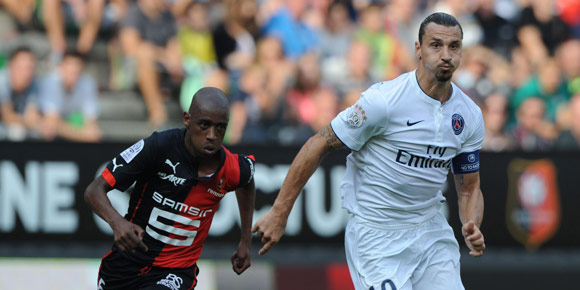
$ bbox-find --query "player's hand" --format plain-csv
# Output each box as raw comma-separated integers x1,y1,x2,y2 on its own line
231,243,251,275
251,208,287,255
110,217,149,255
462,220,485,257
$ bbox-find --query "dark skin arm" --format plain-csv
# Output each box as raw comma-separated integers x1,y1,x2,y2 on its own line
84,176,148,254
231,179,255,274
454,172,485,257
252,125,344,255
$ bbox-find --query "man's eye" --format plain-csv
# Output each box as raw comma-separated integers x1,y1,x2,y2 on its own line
217,125,227,132
199,123,210,129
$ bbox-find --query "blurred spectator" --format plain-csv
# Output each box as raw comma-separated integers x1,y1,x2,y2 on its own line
511,97,556,151
517,0,569,56
556,38,580,95
383,0,420,74
430,0,484,48
255,36,295,101
558,0,580,38
0,46,41,141
43,0,128,58
228,64,283,145
212,0,258,90
282,53,336,145
319,0,354,61
0,0,36,27
385,0,422,58
119,0,181,129
354,3,397,80
262,0,319,61
554,93,580,150
178,0,217,111
510,57,570,123
322,40,374,102
453,45,512,105
481,93,517,151
38,50,101,142
473,0,516,58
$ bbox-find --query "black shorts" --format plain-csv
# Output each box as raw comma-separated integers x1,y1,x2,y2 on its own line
97,250,199,290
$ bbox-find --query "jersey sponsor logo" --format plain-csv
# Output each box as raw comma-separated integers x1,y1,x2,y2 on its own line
346,104,367,128
156,273,183,290
120,139,144,163
451,113,464,135
158,172,187,186
207,187,225,198
395,149,451,169
406,119,424,126
111,157,123,172
158,159,186,186
153,191,212,217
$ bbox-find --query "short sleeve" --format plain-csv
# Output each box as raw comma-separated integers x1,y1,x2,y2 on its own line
237,154,255,187
460,108,485,153
330,84,388,151
101,133,158,191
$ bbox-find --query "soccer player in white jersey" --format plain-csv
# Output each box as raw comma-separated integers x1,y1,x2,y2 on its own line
252,12,485,290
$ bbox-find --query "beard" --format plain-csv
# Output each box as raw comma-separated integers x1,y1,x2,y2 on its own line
435,69,453,82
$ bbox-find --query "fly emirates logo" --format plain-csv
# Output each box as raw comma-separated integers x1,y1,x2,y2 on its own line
395,145,451,169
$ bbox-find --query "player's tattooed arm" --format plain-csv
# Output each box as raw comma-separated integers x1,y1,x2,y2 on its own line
318,125,345,153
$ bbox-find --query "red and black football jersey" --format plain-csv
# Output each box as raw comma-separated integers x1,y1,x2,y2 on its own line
101,128,255,268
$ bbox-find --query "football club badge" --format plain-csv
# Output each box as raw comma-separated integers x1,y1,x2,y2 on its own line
346,104,367,128
451,113,464,135
506,159,561,250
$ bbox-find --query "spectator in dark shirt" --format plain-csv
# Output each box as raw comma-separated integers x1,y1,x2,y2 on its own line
0,47,41,141
120,0,181,129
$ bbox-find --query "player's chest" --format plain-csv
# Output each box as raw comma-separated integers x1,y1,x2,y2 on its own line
384,103,470,155
149,157,230,202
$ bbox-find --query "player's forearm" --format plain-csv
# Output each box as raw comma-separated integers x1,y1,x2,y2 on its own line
236,183,256,244
84,178,125,228
272,134,328,217
458,188,484,227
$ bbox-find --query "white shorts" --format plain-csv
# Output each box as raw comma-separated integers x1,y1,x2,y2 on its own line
344,212,464,290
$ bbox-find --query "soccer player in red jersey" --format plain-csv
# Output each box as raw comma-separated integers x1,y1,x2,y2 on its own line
85,87,255,290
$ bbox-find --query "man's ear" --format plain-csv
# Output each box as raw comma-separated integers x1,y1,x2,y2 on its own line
183,112,190,127
415,41,421,60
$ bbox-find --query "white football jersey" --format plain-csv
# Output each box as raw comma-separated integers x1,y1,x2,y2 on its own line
331,71,484,225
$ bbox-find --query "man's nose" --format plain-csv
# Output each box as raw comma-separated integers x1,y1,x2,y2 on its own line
441,47,451,62
207,127,217,140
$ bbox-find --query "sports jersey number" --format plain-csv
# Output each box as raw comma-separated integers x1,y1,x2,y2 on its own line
146,207,201,246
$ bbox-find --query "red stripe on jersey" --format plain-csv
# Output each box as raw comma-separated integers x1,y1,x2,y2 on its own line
101,168,116,187
130,183,148,222
152,148,242,268
247,155,255,161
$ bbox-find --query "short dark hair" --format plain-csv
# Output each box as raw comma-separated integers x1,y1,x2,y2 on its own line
63,49,87,63
9,46,34,60
418,12,463,44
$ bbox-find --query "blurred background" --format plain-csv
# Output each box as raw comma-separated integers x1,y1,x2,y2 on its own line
1,0,580,289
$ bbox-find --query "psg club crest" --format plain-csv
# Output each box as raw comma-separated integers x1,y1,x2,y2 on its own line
451,113,464,135
506,159,561,250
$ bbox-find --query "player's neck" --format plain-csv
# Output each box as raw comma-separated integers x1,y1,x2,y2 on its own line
416,68,452,104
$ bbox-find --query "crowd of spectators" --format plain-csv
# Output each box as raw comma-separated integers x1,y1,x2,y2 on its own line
0,0,579,151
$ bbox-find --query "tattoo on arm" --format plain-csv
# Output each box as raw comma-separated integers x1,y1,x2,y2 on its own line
456,174,465,187
318,125,344,152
